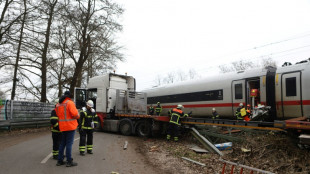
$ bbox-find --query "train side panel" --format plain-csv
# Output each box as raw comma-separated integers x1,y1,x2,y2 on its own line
145,69,268,118
275,63,310,119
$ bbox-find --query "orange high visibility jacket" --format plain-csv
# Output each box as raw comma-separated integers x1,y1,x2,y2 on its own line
55,98,80,131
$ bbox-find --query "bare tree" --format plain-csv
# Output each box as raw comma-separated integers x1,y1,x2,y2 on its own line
0,90,6,99
219,64,234,73
176,70,187,82
163,72,176,84
59,0,124,94
231,60,254,71
261,58,277,68
0,0,24,45
11,0,27,100
188,68,198,80
153,75,162,87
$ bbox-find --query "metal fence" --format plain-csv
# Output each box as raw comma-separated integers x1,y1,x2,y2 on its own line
0,100,54,128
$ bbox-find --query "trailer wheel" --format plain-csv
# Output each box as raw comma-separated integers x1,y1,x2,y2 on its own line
136,120,152,137
119,119,133,136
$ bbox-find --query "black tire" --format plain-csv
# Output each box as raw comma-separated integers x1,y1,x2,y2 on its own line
136,120,152,137
119,119,133,136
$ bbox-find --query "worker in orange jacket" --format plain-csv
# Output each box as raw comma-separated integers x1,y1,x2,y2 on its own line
244,104,251,121
55,91,80,167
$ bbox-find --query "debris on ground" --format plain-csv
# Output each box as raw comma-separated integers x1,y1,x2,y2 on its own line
138,129,310,174
123,141,128,150
149,146,159,152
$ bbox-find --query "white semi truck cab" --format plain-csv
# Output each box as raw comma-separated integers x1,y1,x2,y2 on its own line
74,73,154,136
75,73,146,115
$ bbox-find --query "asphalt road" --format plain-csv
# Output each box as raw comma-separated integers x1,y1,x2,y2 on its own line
0,130,159,174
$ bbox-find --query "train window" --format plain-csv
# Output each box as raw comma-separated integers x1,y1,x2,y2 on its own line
286,77,296,97
147,89,223,104
235,84,243,99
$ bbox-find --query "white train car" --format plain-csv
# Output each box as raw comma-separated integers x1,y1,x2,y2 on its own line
144,61,310,120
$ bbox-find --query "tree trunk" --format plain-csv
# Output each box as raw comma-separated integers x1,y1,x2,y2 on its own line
40,0,58,102
11,0,27,100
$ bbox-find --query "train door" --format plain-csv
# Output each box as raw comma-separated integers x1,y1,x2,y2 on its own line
246,78,260,108
281,72,302,118
232,80,246,115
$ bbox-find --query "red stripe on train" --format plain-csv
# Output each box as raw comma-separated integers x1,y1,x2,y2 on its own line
277,100,310,105
161,100,310,108
162,103,237,108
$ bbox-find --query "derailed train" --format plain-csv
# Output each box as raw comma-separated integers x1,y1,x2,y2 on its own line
144,61,310,120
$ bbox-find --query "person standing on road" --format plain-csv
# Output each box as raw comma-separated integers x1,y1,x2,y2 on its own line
155,102,162,116
50,99,62,160
55,91,80,167
79,100,98,156
167,104,188,142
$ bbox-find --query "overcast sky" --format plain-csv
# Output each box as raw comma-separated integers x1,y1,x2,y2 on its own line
115,0,310,91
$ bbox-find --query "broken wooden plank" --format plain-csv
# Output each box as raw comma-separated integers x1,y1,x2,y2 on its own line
190,127,223,156
181,157,206,167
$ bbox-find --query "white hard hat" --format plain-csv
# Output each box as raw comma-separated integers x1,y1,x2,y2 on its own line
239,103,243,107
86,100,94,108
212,108,216,111
177,104,184,109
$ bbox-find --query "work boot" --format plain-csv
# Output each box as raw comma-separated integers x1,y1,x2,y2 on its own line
66,160,78,167
80,152,85,156
87,150,93,154
56,161,65,166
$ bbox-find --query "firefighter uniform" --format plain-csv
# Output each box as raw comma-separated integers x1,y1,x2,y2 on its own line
167,105,188,142
155,102,162,116
50,108,62,160
79,100,98,155
235,103,245,120
149,105,154,115
212,108,219,119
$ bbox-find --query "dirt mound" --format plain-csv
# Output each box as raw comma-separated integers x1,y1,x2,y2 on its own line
139,130,310,174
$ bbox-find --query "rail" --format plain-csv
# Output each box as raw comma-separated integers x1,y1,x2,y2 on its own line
0,119,50,131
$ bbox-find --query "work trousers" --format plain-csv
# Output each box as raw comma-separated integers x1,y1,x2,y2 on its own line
58,130,75,162
52,132,62,158
79,129,94,153
167,123,180,141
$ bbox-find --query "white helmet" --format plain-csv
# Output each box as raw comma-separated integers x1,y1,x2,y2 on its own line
239,103,243,107
177,104,184,109
212,108,216,111
86,100,94,108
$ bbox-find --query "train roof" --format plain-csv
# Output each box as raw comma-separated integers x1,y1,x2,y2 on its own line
143,60,310,95
144,67,269,94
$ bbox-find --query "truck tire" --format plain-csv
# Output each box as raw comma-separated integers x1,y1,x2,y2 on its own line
119,119,133,136
136,120,152,137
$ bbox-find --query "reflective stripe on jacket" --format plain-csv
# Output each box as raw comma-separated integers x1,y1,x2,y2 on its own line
169,108,185,125
50,109,61,133
80,110,98,130
235,108,243,120
155,106,162,113
56,98,80,131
